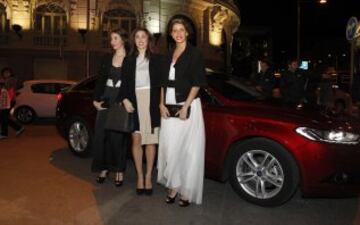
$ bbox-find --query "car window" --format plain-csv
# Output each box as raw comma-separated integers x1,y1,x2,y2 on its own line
72,77,97,91
208,77,259,101
31,83,58,94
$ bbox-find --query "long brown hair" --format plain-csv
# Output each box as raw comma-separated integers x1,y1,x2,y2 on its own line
130,27,154,59
110,28,130,53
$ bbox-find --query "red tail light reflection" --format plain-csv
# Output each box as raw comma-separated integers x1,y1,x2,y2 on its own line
57,93,63,102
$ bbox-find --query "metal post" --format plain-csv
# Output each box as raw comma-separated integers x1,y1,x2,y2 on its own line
350,40,355,93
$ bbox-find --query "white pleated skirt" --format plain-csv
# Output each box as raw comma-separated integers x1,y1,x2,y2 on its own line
157,97,205,204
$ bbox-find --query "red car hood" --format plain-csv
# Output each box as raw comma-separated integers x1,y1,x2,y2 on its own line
222,100,360,133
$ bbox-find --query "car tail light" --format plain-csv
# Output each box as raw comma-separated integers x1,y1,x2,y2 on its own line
57,93,63,102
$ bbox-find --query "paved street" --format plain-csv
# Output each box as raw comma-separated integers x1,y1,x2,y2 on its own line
0,124,359,225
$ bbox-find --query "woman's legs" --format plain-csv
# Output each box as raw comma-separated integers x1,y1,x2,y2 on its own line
132,133,144,189
144,144,156,190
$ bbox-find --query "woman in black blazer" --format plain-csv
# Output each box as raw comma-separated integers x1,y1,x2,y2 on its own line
91,28,130,187
157,18,207,206
120,28,162,195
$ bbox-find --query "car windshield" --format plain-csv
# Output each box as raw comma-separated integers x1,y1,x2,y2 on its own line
207,73,264,101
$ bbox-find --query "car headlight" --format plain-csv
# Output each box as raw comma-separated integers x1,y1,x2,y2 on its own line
296,127,360,145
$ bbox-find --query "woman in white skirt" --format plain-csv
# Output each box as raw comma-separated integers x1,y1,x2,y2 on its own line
157,18,207,206
121,28,162,195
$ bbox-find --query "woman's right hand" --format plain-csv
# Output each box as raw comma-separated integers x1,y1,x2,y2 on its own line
123,99,135,113
160,104,170,119
93,101,106,111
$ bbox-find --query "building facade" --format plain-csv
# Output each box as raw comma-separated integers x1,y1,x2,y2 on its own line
0,0,240,81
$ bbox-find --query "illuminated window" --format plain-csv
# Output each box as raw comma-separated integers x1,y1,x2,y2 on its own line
33,4,67,46
102,9,136,48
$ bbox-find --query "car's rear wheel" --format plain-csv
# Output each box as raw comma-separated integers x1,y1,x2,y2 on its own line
229,138,299,207
67,118,92,157
15,106,36,124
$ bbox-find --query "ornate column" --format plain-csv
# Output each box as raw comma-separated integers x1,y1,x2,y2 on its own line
209,5,228,46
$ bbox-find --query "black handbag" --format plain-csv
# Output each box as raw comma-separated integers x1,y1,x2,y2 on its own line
165,104,191,119
104,103,135,133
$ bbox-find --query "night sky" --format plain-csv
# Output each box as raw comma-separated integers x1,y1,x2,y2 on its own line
234,0,360,65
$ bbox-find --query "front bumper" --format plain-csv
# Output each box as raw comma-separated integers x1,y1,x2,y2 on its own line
295,139,360,197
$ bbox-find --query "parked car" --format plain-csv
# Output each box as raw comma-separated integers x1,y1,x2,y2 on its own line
12,80,75,124
56,74,360,207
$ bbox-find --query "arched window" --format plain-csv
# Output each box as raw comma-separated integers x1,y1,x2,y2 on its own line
33,4,67,46
0,4,9,33
101,9,136,48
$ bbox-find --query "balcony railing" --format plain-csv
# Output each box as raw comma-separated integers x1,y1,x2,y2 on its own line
33,35,67,47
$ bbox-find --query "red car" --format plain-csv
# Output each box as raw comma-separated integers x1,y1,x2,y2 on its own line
56,73,360,206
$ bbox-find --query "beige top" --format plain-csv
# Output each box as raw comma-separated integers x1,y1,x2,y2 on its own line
135,55,150,89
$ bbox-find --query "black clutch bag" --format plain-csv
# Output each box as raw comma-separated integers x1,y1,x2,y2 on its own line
165,104,191,119
99,96,110,108
104,104,135,133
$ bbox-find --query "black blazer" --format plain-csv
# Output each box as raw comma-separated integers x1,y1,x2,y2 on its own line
93,53,118,101
119,53,163,132
161,43,207,103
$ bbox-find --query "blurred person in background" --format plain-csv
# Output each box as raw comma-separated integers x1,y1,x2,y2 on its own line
279,58,308,105
253,60,276,98
0,67,24,137
318,66,336,112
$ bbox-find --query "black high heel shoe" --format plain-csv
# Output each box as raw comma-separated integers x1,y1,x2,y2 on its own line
144,189,153,196
96,171,108,184
144,176,153,196
165,193,178,204
114,173,123,187
136,188,145,195
115,179,123,187
178,199,190,207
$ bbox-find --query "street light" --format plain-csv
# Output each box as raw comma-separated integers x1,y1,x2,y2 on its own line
297,0,327,62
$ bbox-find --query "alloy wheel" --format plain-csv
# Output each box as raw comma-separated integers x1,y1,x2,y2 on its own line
16,107,34,123
236,150,285,199
68,121,89,153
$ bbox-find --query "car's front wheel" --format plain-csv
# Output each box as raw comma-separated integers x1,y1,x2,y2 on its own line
15,106,36,124
67,118,92,157
229,138,299,207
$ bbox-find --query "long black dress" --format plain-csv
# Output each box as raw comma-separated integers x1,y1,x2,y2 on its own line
91,65,129,173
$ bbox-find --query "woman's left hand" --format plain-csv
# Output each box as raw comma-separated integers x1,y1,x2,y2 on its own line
176,105,189,120
123,99,135,113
